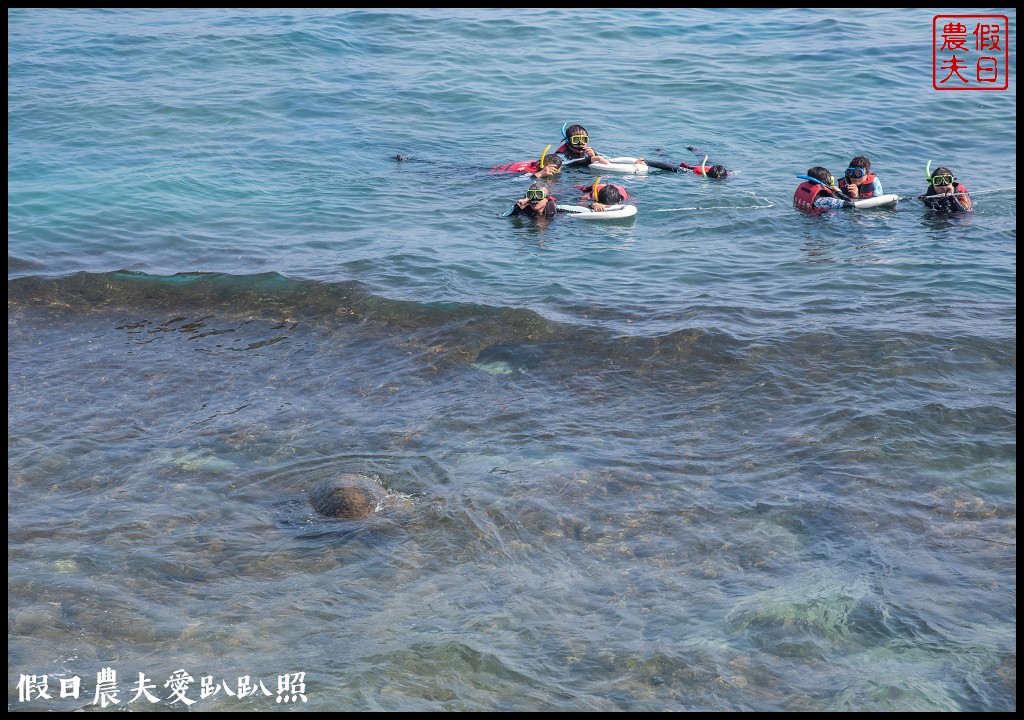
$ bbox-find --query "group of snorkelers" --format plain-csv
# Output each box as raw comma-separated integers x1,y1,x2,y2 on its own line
398,123,974,218
794,156,972,213
500,123,731,219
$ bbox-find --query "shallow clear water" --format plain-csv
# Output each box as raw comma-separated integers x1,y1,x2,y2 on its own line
8,8,1016,711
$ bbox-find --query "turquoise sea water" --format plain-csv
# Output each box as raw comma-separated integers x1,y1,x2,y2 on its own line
8,8,1016,712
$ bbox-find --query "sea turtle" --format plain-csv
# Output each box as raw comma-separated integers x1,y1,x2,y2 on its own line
309,474,389,520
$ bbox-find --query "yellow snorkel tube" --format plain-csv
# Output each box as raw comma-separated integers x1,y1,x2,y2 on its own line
540,144,551,168
701,155,708,176
593,176,601,202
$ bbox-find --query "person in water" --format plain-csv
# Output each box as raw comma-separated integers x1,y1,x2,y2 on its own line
838,155,883,199
491,151,563,179
793,166,855,211
921,165,973,213
635,156,729,178
554,124,608,167
575,181,630,211
532,154,562,179
665,145,729,178
509,181,558,219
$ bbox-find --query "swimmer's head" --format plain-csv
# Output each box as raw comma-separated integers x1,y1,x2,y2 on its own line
525,181,549,202
541,154,562,169
564,124,589,148
597,185,621,205
807,166,834,186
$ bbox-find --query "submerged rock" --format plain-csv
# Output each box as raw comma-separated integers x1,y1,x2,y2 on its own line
473,342,552,375
309,474,389,520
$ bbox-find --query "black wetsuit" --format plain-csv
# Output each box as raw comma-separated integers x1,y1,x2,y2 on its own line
554,143,594,168
922,185,972,213
509,200,557,219
644,159,686,173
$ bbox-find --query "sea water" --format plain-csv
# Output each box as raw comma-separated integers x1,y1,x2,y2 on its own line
8,8,1016,711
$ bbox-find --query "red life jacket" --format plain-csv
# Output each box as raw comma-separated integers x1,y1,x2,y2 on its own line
679,161,719,176
574,183,630,200
838,172,877,198
793,181,835,211
491,159,541,173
